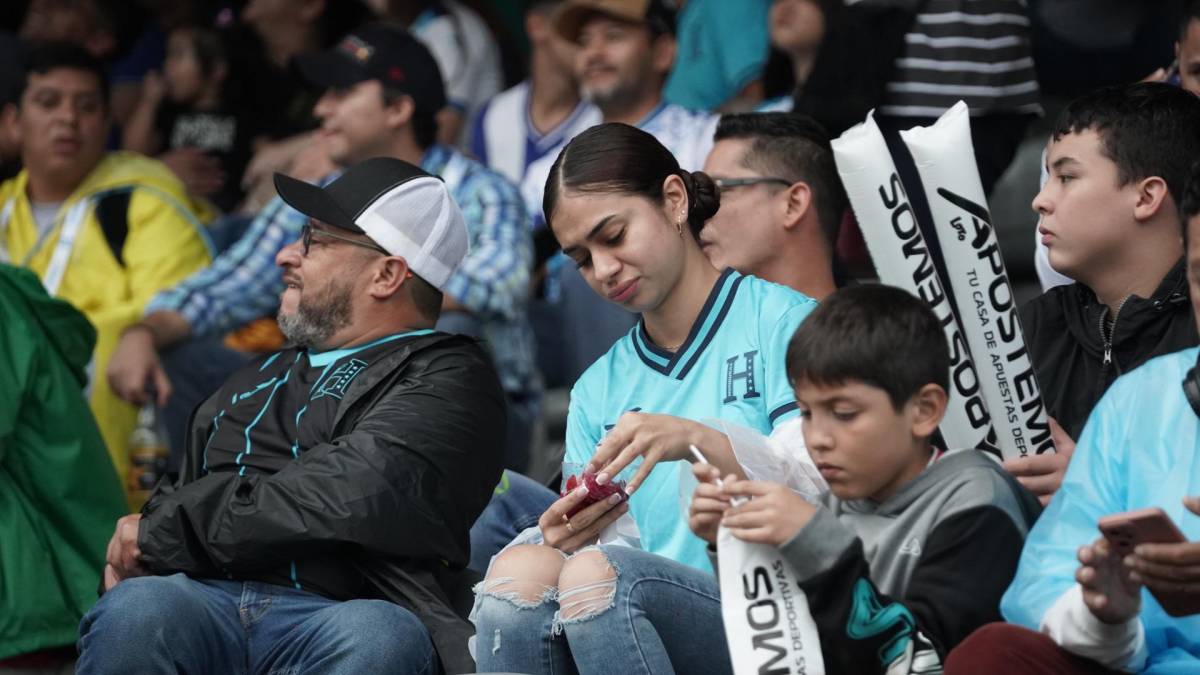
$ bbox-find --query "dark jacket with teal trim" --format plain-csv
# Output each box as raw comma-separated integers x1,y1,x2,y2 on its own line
136,331,506,674
776,450,1040,673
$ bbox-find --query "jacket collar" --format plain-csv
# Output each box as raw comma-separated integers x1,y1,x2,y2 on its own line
1067,257,1190,351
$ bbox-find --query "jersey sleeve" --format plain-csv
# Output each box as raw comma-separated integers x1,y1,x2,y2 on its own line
763,297,817,428
564,376,602,468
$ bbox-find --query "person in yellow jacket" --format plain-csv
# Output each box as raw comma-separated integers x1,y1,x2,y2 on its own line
0,43,212,497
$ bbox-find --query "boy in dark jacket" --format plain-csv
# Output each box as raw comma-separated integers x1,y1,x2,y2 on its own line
1008,82,1200,504
691,284,1041,674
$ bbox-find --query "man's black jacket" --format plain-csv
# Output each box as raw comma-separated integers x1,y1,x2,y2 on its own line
137,332,506,674
1021,259,1196,441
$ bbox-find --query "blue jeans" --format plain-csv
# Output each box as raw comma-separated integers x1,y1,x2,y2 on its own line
473,545,732,675
76,574,436,675
470,470,558,574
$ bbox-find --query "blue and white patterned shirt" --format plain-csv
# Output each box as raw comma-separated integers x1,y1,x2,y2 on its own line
146,144,537,395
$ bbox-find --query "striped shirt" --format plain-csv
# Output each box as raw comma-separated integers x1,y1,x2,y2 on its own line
146,144,537,395
880,0,1042,118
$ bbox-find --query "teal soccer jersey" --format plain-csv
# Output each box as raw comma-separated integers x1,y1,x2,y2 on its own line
565,270,817,571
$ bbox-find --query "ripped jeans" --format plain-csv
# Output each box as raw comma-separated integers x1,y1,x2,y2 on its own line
472,544,732,675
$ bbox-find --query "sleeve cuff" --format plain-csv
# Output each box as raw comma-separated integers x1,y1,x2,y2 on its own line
1040,584,1147,672
778,506,857,580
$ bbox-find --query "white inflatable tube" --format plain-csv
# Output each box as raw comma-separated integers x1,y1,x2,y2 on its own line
832,112,999,459
900,102,1054,459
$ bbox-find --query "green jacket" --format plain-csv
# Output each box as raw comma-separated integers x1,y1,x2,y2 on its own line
0,264,127,659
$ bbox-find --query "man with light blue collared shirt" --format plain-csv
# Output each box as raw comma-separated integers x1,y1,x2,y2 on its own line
107,24,541,475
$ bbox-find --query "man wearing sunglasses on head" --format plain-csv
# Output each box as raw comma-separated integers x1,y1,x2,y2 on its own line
700,111,847,300
77,158,506,675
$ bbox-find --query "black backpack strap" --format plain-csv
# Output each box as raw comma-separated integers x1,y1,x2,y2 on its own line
94,189,131,266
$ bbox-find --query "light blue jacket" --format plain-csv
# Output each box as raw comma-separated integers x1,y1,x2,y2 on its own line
1002,347,1200,673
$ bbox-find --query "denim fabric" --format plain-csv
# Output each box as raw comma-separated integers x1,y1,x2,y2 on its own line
473,545,732,675
76,574,436,675
469,471,558,574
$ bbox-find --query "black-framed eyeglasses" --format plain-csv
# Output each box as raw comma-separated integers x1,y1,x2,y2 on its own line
713,176,793,195
301,222,390,257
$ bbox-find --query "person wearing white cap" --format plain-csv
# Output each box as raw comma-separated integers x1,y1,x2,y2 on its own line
78,157,505,675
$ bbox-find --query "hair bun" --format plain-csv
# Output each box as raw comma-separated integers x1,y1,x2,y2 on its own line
684,170,720,229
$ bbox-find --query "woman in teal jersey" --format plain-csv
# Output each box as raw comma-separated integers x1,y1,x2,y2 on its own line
472,123,817,674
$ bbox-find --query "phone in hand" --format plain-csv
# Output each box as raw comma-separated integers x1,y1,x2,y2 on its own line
1098,507,1197,616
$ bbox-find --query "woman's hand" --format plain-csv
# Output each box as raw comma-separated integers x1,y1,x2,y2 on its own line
589,412,739,496
538,484,630,554
689,463,734,544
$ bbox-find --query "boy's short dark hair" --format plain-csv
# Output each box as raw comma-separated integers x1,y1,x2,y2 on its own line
786,284,949,411
17,42,110,108
714,112,847,250
1052,82,1200,218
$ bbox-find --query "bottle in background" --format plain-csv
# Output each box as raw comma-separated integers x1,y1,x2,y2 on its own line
127,404,167,511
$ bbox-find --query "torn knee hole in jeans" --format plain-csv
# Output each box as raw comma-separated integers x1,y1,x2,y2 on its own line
557,569,618,623
476,577,558,610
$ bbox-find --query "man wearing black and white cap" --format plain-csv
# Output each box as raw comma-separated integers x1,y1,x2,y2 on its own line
110,24,539,479
78,158,506,675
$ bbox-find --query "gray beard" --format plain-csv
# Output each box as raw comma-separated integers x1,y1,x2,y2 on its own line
277,279,354,348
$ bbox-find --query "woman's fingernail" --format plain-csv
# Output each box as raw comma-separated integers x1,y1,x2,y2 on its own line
1134,545,1145,556
1123,555,1136,567
575,485,589,497
608,493,622,505
624,484,635,496
596,472,610,485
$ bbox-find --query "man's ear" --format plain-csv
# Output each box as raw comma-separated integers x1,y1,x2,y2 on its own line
1132,175,1171,223
368,255,410,300
781,181,813,232
2,102,18,134
526,9,549,44
650,32,676,77
384,93,416,133
909,383,948,438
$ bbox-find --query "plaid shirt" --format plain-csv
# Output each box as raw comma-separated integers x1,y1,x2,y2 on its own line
146,144,537,395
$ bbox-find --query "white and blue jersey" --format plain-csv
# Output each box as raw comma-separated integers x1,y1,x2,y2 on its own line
469,80,598,186
565,269,817,571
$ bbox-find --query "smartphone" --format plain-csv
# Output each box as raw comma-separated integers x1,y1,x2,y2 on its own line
1098,507,1198,617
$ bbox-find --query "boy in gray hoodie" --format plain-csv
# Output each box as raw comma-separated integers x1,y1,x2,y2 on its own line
691,284,1041,674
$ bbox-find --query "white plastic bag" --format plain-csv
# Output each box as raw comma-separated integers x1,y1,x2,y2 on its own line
721,418,826,500
831,111,1000,459
900,102,1054,459
718,525,825,675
